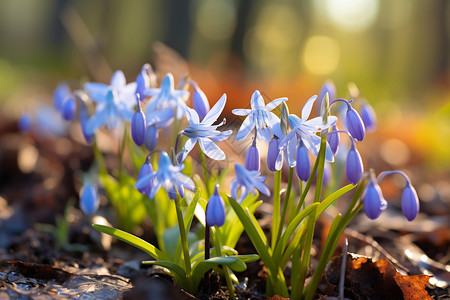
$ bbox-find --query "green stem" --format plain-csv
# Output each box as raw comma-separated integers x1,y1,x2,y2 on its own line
213,227,235,300
271,170,282,249
276,167,294,243
198,148,211,197
175,194,193,290
313,136,327,204
118,125,128,181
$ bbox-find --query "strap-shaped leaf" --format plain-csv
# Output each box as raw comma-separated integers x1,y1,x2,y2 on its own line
316,184,355,219
93,224,169,261
192,256,246,289
235,254,260,263
142,260,188,289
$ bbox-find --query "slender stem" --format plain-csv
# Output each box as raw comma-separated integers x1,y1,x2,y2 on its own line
276,166,294,243
213,226,236,300
271,170,282,249
205,222,210,260
314,136,327,203
198,147,211,197
175,194,193,290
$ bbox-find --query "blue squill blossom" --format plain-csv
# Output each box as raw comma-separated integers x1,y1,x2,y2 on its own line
19,113,32,132
360,103,377,133
232,90,287,143
363,177,387,220
279,96,337,166
245,138,260,171
267,137,283,172
131,100,146,146
206,184,226,227
327,125,340,156
179,94,232,161
402,182,419,221
136,155,153,196
317,80,336,115
346,106,365,141
346,143,363,184
144,124,159,151
144,73,190,120
230,163,270,203
190,80,210,121
135,152,195,199
295,140,310,182
62,96,76,121
53,83,71,112
79,104,94,144
84,90,134,134
85,70,137,111
80,184,99,215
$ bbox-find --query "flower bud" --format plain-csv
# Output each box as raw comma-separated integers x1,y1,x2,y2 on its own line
79,105,94,144
190,81,210,121
137,156,153,196
327,125,340,156
206,184,226,227
53,83,71,112
295,142,310,181
363,178,387,219
360,103,376,133
62,96,76,121
131,108,146,146
318,81,336,115
80,184,99,215
267,137,282,172
401,183,419,221
245,143,260,171
135,71,150,100
346,144,363,184
346,107,366,141
18,113,32,132
144,125,159,151
141,63,157,87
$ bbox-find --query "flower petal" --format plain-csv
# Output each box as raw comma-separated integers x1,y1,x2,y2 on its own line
180,138,197,162
85,109,107,134
198,137,226,160
232,108,252,116
84,83,109,102
111,70,126,88
301,95,318,121
186,107,200,124
250,90,264,110
235,115,255,141
266,97,287,111
202,93,226,125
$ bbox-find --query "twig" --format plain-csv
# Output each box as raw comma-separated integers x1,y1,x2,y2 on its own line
339,238,348,300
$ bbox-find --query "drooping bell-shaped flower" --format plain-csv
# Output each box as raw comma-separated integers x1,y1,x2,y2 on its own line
295,141,310,182
190,80,210,121
131,101,146,146
18,113,32,132
62,96,76,121
206,184,226,227
79,104,94,144
363,178,387,219
267,137,283,172
53,82,71,112
80,184,99,215
136,155,153,196
360,103,377,133
346,106,365,141
401,183,419,221
245,138,260,171
327,125,340,156
144,125,159,151
346,143,363,184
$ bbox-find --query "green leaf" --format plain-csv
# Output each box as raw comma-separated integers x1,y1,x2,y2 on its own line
316,184,355,218
92,224,169,261
142,260,188,289
191,256,247,289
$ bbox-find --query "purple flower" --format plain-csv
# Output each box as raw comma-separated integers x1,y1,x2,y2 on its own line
18,113,32,132
360,103,376,133
401,183,419,221
131,103,146,146
190,80,210,121
137,155,153,196
245,140,260,171
230,163,270,203
327,125,340,156
363,178,387,220
80,184,99,215
317,80,336,115
232,90,287,143
62,96,76,121
346,144,363,184
144,125,159,151
53,83,71,112
206,184,226,227
295,141,310,182
346,106,365,141
79,104,94,144
267,137,283,172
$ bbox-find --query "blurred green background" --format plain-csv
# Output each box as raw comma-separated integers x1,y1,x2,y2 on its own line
0,0,449,170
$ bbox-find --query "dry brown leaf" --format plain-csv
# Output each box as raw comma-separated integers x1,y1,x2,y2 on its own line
394,273,432,300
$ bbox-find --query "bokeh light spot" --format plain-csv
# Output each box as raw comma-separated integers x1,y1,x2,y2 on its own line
195,0,236,40
325,0,379,32
302,36,340,75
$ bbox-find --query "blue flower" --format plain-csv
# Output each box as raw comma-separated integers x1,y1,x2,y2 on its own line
18,113,32,132
62,96,76,121
245,141,260,171
53,83,71,112
401,183,419,221
79,104,94,144
317,80,336,115
232,90,287,143
136,155,153,196
279,96,337,166
206,184,226,227
179,94,232,161
295,140,310,182
363,177,387,220
346,106,365,141
144,124,159,151
267,137,283,172
144,73,190,120
80,184,99,215
135,152,195,199
230,163,270,203
131,102,146,146
190,80,210,121
346,143,363,184
327,125,340,156
360,103,376,133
